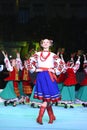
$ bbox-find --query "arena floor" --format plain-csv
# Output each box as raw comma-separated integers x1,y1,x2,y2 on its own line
0,100,87,130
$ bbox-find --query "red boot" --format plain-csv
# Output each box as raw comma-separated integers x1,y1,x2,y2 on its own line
37,106,46,125
25,96,30,103
47,106,56,124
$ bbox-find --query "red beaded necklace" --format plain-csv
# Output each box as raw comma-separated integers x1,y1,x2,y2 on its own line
40,51,50,62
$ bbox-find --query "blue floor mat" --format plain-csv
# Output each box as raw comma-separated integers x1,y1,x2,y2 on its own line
0,103,87,130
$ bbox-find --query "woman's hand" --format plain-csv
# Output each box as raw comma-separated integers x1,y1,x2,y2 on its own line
1,51,8,58
48,68,55,73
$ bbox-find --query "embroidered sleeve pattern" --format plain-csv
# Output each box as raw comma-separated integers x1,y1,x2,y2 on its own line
27,54,38,73
53,55,65,75
73,56,80,73
4,57,13,71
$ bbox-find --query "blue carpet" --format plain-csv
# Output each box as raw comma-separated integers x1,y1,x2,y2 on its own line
0,103,87,130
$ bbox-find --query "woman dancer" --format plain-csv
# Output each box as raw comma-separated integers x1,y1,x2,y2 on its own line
0,51,24,106
28,39,64,124
61,54,80,108
76,54,87,107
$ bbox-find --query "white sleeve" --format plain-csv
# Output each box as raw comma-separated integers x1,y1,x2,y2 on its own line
54,58,65,75
4,57,13,71
16,57,23,70
0,65,4,72
73,57,80,73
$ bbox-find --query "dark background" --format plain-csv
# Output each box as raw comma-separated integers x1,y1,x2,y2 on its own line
0,0,87,51
0,0,87,89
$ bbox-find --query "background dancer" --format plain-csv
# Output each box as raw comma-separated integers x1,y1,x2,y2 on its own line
61,53,80,108
76,54,87,107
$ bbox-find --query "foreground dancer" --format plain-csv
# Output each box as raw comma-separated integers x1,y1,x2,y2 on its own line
28,39,64,124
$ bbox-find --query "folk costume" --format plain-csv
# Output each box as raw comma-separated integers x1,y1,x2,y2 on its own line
57,53,66,93
56,53,66,106
0,51,23,106
4,55,21,97
28,39,64,124
30,85,42,108
76,55,87,107
61,56,80,108
20,60,32,103
29,51,62,103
